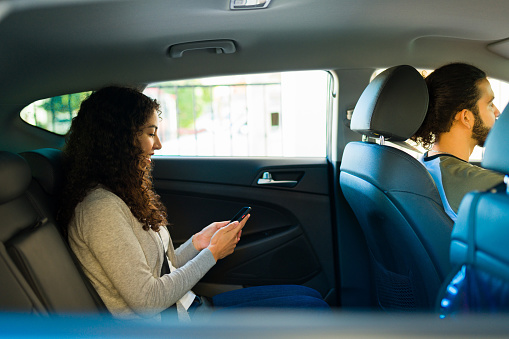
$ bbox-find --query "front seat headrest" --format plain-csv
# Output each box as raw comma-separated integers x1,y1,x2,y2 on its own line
351,65,428,141
0,151,32,204
482,104,509,175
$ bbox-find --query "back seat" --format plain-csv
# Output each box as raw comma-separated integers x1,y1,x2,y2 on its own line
0,149,105,315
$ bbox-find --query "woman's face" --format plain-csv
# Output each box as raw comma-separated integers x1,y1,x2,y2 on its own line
136,110,162,163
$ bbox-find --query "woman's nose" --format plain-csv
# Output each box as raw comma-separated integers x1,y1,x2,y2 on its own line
154,135,162,150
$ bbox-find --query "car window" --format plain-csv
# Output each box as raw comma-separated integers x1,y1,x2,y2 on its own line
143,71,331,157
19,71,331,158
20,92,92,135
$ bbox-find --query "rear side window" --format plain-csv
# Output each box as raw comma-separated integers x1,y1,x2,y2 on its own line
19,71,331,158
20,92,91,135
143,71,331,157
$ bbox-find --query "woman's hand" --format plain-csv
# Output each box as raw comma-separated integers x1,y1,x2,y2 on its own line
207,214,250,261
192,221,229,251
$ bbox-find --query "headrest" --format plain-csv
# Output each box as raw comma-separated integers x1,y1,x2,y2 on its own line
351,65,429,141
20,148,64,196
482,104,509,174
0,151,32,204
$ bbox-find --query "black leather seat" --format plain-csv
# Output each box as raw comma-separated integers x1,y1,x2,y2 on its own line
439,104,509,316
339,65,454,311
0,149,105,314
20,148,65,219
0,151,47,314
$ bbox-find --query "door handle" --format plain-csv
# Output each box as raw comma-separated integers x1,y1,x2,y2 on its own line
257,172,298,187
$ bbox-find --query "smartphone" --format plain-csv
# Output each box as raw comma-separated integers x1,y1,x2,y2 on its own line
230,206,251,223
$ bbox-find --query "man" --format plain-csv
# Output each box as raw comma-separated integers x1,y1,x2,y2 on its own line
411,63,504,221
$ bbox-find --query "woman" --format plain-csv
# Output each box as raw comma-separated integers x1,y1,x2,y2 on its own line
60,86,328,322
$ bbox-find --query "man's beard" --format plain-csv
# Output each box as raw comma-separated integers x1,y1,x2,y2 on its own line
471,108,491,147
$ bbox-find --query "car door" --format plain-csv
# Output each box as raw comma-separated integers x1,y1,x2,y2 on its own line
151,156,337,303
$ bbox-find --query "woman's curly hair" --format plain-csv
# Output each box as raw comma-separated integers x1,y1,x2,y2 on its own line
59,86,167,233
411,63,486,149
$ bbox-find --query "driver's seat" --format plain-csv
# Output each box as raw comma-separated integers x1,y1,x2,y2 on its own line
340,65,453,310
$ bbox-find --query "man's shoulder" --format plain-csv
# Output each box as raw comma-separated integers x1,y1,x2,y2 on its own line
440,156,502,177
438,155,504,191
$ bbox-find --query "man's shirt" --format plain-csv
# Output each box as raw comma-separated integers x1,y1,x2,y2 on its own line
421,153,504,221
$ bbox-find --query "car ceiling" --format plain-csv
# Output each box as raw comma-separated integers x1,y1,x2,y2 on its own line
1,0,509,108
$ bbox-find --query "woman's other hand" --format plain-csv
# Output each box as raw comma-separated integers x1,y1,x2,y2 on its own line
192,221,228,251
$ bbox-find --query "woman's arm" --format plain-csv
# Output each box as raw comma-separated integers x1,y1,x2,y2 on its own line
72,192,215,318
172,221,228,267
173,237,199,267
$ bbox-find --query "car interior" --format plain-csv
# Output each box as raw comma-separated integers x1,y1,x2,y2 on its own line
1,0,509,337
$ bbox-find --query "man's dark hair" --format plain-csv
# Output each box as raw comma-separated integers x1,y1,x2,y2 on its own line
411,63,486,149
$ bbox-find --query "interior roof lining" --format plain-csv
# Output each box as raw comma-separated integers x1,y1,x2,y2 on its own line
2,0,509,104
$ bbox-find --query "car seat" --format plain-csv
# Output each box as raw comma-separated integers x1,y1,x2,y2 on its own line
0,149,105,314
439,103,509,316
339,65,454,310
0,151,47,313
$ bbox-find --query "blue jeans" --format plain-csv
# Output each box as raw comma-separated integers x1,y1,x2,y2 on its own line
211,285,329,310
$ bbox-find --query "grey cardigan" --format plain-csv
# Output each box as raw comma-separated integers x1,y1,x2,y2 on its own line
68,187,216,321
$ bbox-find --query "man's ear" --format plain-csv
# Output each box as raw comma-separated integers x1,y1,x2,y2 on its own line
455,109,474,129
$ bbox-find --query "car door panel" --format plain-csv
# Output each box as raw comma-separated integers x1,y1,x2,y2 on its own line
152,157,336,301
